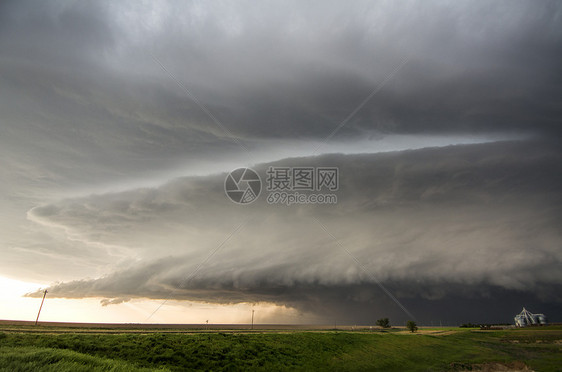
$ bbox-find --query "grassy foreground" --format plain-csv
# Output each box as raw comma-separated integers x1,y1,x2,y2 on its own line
0,326,561,371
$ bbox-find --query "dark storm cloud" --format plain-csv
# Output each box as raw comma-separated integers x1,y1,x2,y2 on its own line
2,0,561,324
26,140,562,323
1,0,561,144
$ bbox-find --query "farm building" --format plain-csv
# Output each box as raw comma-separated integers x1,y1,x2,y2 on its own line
514,307,547,327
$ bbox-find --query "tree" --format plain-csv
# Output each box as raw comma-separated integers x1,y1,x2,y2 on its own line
406,320,418,333
376,318,390,328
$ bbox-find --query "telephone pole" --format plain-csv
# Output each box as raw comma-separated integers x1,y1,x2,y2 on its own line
35,289,47,326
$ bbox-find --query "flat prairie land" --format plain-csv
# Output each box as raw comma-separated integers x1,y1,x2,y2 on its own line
0,321,560,371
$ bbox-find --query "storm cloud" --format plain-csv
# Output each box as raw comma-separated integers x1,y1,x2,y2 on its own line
1,0,561,324
2,0,561,143
26,140,562,323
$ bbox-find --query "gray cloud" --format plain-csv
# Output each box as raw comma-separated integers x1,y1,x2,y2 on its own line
26,140,562,323
2,0,561,324
1,0,561,145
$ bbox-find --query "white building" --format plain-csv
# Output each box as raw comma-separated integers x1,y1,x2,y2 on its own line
514,307,547,327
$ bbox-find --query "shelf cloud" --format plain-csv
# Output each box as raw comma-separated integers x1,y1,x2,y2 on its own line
26,141,562,322
1,0,560,323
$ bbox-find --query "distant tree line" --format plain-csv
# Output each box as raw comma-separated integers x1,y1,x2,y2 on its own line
375,318,419,332
460,323,511,328
376,318,391,328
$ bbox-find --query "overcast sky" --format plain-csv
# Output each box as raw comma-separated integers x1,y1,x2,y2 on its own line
1,0,561,325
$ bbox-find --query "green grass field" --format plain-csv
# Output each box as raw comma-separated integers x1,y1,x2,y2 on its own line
0,326,560,371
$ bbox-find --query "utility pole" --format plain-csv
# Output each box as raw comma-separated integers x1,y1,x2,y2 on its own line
35,290,47,326
251,310,254,330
